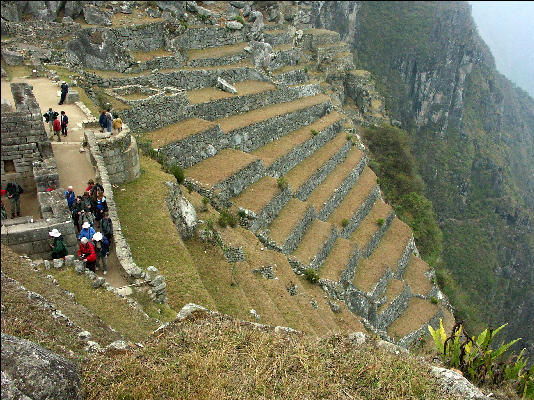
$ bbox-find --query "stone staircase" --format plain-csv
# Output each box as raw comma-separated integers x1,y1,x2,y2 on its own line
79,20,449,347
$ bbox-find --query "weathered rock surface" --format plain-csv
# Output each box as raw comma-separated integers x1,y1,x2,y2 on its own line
248,40,275,69
216,77,237,94
1,333,82,400
83,4,112,26
166,182,198,240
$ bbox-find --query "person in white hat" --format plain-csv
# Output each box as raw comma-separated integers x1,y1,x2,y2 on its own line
78,221,95,243
92,231,110,275
49,228,67,259
78,236,96,272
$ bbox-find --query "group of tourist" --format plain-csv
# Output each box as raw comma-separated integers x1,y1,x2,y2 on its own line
48,179,113,275
99,109,123,134
43,107,69,142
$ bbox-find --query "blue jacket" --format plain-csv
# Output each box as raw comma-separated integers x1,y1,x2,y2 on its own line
96,235,110,258
99,113,107,128
78,227,95,241
65,190,75,208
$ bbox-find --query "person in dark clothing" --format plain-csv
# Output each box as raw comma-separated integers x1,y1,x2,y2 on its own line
59,81,68,105
72,196,83,233
93,232,110,274
78,237,96,272
60,111,69,136
101,211,113,245
49,229,67,259
43,107,58,135
81,191,94,225
94,191,108,226
99,110,107,133
5,179,23,218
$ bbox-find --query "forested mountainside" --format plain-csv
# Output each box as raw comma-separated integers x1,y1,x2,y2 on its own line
311,1,534,356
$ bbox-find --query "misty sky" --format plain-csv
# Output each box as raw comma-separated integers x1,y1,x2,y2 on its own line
470,1,534,98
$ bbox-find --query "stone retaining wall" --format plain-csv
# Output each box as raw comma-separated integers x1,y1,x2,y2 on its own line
394,238,416,280
96,127,141,185
273,68,309,86
376,286,411,331
249,185,292,233
339,183,379,238
361,211,395,258
214,159,266,206
295,141,352,201
339,245,361,284
281,205,316,254
309,226,338,270
188,51,248,68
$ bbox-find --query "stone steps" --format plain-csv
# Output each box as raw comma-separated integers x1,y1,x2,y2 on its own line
252,110,343,177
319,237,359,283
185,149,265,205
215,94,332,152
403,255,434,297
352,217,414,296
285,133,352,201
326,166,378,228
264,198,315,254
290,219,338,271
305,149,367,218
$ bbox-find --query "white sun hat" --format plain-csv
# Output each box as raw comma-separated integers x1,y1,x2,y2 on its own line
80,237,88,244
82,222,90,229
93,232,103,241
48,228,61,237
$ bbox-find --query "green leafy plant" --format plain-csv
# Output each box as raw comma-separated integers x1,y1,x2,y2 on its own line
346,134,352,141
169,164,185,184
429,296,439,304
428,320,532,396
186,182,193,193
304,66,308,73
341,218,349,228
304,268,319,284
233,15,246,25
311,129,319,136
277,177,289,190
376,218,385,226
218,209,237,228
237,209,247,218
199,14,209,22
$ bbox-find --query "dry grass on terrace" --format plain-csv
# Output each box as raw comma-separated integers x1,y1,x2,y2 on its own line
284,133,347,191
231,176,279,214
111,7,162,26
180,61,253,71
274,43,294,51
387,298,439,339
131,48,173,62
252,111,342,168
120,92,151,100
85,68,151,78
378,279,406,313
215,94,329,133
268,199,309,245
306,148,365,213
350,199,393,249
292,219,334,265
145,118,216,148
327,166,377,227
272,64,307,74
185,149,259,188
187,80,276,104
403,255,433,296
320,238,358,281
187,42,247,60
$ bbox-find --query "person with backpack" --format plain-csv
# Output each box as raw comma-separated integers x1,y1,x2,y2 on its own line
112,113,123,133
5,179,23,218
78,237,96,272
52,114,61,142
78,221,95,243
59,81,69,105
49,229,67,259
60,111,69,137
92,232,110,275
100,211,113,245
43,107,58,135
98,110,107,133
94,191,108,227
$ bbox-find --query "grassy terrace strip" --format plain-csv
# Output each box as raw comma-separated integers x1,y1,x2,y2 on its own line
186,42,248,61
350,199,393,249
185,149,259,188
284,133,348,191
353,218,413,293
378,279,407,313
252,111,342,168
231,176,280,214
1,246,157,344
131,48,173,62
187,80,276,104
306,148,366,213
327,166,378,227
387,298,439,339
82,312,452,400
292,219,334,265
115,156,216,311
268,198,309,246
145,118,216,148
215,94,330,133
403,254,434,296
320,237,358,281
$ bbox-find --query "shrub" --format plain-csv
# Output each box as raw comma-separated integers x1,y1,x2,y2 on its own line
304,66,308,73
341,218,349,228
376,218,385,226
237,209,247,218
429,296,438,304
186,182,193,193
277,177,289,190
218,209,237,228
199,14,209,22
202,197,210,205
169,164,185,184
346,134,352,141
304,268,319,284
311,129,319,136
233,15,246,25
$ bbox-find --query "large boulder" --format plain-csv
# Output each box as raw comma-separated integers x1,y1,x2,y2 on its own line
1,333,82,400
65,1,83,19
165,182,198,240
83,4,112,26
248,40,275,70
1,2,22,22
1,49,23,66
156,1,185,17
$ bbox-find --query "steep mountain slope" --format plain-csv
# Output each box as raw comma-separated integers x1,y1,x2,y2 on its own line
311,1,534,356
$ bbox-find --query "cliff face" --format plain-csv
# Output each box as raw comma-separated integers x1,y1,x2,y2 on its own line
311,1,534,356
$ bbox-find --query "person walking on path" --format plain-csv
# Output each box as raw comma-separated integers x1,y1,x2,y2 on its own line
81,191,95,226
59,81,69,105
99,110,108,133
92,232,110,274
101,211,113,245
60,111,69,137
52,114,61,142
5,179,23,218
43,107,58,135
72,196,83,233
1,189,8,221
78,237,96,272
65,186,75,211
95,191,108,227
106,109,113,133
78,221,95,243
49,229,67,260
112,113,123,133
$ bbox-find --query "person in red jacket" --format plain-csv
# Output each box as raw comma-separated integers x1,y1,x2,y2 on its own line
78,237,96,272
52,114,62,142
